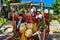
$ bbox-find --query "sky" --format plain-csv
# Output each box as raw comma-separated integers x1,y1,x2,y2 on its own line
21,0,56,6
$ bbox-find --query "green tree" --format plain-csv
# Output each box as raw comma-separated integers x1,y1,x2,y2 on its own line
5,0,21,7
52,0,60,15
7,0,20,3
1,0,3,4
5,0,20,3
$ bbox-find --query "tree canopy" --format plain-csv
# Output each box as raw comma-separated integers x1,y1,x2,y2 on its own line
52,0,60,15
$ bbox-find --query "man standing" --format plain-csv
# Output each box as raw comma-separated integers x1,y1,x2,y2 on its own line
1,6,8,18
15,14,26,38
16,14,26,31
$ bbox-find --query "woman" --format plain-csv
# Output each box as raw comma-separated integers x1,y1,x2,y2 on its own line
36,9,43,19
35,9,43,23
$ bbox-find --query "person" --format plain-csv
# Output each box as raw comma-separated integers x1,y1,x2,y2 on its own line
35,9,43,23
29,26,44,40
44,12,49,26
2,6,8,19
36,9,43,19
15,14,26,38
8,9,19,21
28,2,36,16
16,14,26,31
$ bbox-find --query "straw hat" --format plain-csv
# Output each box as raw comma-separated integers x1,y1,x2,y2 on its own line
37,9,41,12
37,9,41,13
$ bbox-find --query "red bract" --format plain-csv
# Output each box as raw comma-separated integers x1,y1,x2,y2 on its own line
31,20,34,23
23,13,27,18
30,12,35,17
45,20,49,26
30,38,34,40
17,30,22,38
10,14,19,20
44,12,49,19
14,14,19,20
26,17,31,23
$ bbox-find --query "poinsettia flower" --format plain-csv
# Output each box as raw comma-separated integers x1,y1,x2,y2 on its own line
23,13,27,18
29,38,34,40
14,14,19,20
44,12,49,19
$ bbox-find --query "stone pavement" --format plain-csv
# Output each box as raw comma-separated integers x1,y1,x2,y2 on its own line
48,20,60,40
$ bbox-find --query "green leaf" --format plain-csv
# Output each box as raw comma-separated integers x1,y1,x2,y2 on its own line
52,0,60,14
38,22,47,28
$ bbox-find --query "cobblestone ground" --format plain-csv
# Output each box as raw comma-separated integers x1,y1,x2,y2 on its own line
47,33,60,40
48,20,60,40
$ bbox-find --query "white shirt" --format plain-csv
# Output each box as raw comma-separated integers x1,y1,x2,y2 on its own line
17,19,21,29
36,14,43,19
31,7,36,12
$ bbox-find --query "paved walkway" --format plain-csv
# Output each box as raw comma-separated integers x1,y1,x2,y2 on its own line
50,20,60,28
49,20,60,40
